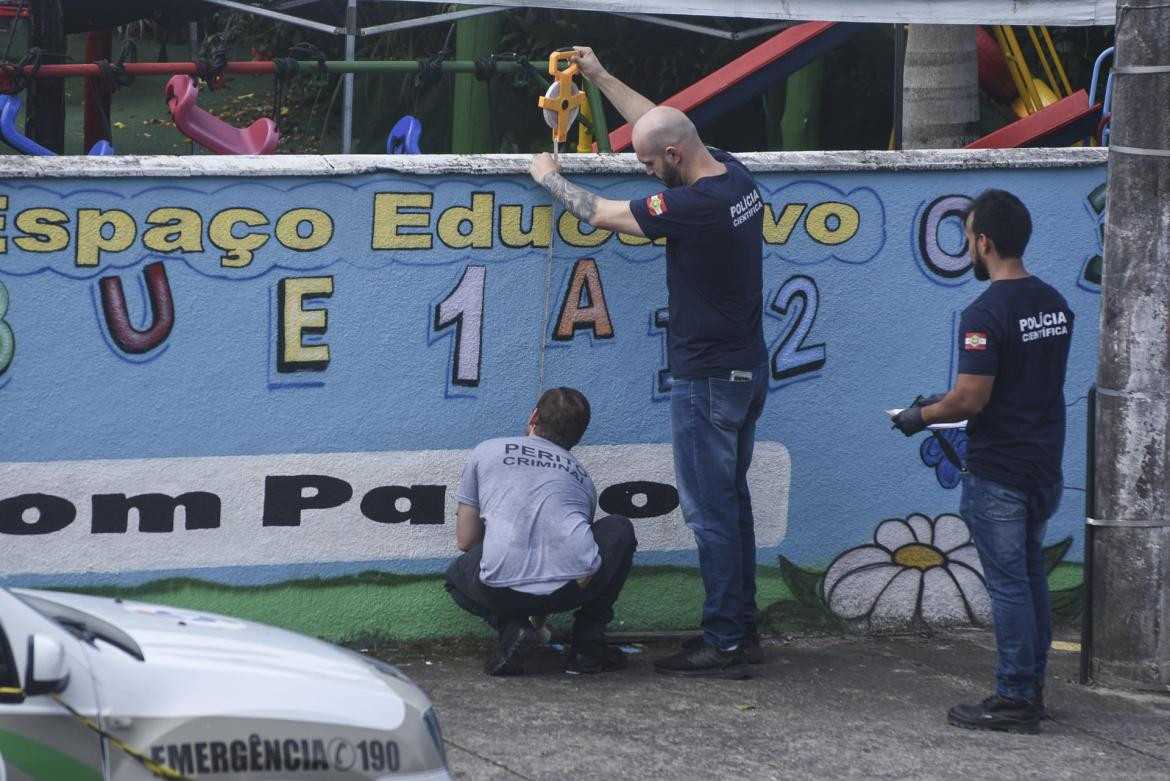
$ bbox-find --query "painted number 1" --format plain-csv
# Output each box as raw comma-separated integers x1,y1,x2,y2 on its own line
433,265,486,386
0,280,13,376
770,274,826,381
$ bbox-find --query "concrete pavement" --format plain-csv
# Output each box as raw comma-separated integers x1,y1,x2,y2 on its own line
372,629,1170,780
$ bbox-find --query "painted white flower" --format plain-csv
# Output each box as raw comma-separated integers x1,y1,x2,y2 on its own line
822,513,992,630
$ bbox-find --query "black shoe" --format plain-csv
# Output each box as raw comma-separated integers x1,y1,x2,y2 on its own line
484,620,543,676
654,641,751,679
564,646,628,675
1033,685,1050,720
682,627,764,664
947,695,1040,734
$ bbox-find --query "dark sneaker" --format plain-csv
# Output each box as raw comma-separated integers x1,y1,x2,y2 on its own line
654,642,751,679
1034,685,1050,720
681,627,764,664
564,646,628,675
742,625,765,664
947,695,1040,734
483,620,543,676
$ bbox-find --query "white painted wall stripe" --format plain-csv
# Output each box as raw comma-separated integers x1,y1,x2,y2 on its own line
0,442,789,578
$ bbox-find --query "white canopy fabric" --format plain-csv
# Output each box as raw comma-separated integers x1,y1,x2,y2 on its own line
393,0,1116,26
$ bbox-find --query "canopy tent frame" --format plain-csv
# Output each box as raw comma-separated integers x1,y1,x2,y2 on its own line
3,0,1118,153
194,0,830,152
198,0,1118,152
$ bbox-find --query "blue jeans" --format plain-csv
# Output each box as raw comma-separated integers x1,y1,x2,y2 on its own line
670,366,768,650
960,473,1062,701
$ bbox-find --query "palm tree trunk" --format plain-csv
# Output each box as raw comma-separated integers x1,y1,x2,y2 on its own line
901,25,978,148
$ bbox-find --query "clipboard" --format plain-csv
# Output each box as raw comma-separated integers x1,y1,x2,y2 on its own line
885,409,967,430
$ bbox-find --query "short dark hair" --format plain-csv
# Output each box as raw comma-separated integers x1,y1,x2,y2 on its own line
533,387,591,450
964,189,1032,258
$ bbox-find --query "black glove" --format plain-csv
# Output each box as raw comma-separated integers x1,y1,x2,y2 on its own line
891,392,943,437
892,405,927,436
917,392,946,407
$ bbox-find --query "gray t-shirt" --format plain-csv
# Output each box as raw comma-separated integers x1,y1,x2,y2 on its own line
455,435,601,594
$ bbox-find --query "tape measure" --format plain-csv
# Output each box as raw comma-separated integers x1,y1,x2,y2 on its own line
537,48,587,143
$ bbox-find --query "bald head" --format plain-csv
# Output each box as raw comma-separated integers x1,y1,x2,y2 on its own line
631,106,721,188
631,106,701,156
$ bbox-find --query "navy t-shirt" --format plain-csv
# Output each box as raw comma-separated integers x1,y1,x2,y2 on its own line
957,276,1073,487
628,149,767,380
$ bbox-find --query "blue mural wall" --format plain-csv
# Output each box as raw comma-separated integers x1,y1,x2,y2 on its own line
0,155,1105,634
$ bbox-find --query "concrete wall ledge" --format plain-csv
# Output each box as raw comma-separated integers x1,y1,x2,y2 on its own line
0,148,1107,178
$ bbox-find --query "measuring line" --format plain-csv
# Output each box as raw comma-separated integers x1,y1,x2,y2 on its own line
536,140,559,400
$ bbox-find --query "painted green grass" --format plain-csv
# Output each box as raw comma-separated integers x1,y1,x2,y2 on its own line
64,563,1084,643
1049,562,1083,591
68,566,789,643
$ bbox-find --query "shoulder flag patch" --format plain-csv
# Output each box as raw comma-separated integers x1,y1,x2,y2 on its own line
646,192,668,216
964,332,988,350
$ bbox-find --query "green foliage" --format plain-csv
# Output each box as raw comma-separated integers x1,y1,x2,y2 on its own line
758,598,842,633
762,546,1083,633
1049,586,1083,625
1043,536,1073,575
778,555,824,608
759,555,841,633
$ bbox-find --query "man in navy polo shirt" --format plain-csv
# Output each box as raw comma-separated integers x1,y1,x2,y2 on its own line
893,189,1073,733
529,46,767,679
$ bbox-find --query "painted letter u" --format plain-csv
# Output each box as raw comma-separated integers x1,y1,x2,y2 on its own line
100,261,175,354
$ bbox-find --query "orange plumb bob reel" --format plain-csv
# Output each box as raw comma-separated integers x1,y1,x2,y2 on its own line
538,48,588,143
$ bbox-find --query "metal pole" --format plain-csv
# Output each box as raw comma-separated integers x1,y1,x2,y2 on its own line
1090,0,1170,690
780,58,823,151
7,60,539,78
82,30,111,151
361,5,505,36
189,22,201,154
584,81,610,152
200,0,344,34
452,6,501,153
342,0,356,154
892,23,904,150
613,13,790,41
27,0,65,153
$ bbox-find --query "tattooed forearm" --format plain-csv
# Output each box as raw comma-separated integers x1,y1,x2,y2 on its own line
540,171,599,223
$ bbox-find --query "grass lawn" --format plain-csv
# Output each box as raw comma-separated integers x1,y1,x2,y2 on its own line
67,562,1084,643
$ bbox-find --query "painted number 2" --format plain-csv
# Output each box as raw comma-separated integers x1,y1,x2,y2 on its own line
0,280,13,377
433,265,485,386
770,274,826,381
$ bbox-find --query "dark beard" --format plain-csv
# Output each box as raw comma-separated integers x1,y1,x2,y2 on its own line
661,163,683,188
972,250,990,281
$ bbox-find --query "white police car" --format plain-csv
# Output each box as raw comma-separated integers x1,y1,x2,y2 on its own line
0,587,450,780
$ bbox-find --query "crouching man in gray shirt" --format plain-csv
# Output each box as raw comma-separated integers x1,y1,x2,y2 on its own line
444,387,637,676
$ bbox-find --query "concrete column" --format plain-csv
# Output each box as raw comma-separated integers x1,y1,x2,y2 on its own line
1091,1,1170,688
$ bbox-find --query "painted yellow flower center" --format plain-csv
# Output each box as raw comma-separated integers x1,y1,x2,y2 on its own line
893,544,945,570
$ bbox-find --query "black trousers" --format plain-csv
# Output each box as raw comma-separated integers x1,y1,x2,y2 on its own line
444,514,637,657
